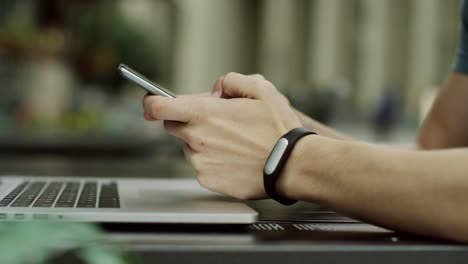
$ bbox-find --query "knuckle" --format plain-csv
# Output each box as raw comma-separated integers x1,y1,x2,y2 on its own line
261,82,279,99
225,72,237,79
195,138,206,150
279,94,291,105
252,79,270,96
189,136,206,151
252,73,265,80
184,132,195,146
224,72,240,84
251,79,265,91
183,132,204,151
263,80,276,91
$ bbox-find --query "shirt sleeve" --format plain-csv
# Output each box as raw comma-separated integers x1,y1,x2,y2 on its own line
453,0,468,74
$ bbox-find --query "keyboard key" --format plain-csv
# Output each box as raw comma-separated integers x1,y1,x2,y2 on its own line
0,181,29,207
11,182,46,207
99,182,120,208
33,182,63,208
1,180,120,209
77,182,97,208
55,182,79,208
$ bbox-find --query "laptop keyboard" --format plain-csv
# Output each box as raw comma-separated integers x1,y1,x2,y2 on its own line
0,181,120,208
12,182,47,207
55,182,79,207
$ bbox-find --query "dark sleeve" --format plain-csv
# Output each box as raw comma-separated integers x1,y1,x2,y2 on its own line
453,0,468,74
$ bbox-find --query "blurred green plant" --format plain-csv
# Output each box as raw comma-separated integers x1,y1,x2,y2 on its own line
0,2,38,57
0,1,162,134
68,1,160,92
0,221,129,264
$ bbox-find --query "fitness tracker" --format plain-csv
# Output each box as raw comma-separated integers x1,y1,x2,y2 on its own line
263,127,316,205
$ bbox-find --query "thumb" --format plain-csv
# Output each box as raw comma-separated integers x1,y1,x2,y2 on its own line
220,72,270,99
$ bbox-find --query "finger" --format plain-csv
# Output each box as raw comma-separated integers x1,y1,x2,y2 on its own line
164,120,207,151
163,120,188,140
247,73,266,80
183,144,196,162
143,95,196,122
218,74,264,99
142,92,152,107
211,76,224,98
221,72,272,99
142,93,154,120
144,112,156,121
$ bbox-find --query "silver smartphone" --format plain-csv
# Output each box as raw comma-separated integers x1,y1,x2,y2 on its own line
118,64,176,98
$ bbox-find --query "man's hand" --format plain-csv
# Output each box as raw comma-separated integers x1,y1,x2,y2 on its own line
142,72,302,199
214,73,353,141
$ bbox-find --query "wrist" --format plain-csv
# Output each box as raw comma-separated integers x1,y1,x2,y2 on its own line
263,128,315,205
277,135,346,203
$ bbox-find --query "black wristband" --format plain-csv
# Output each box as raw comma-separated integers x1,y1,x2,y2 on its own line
263,127,316,205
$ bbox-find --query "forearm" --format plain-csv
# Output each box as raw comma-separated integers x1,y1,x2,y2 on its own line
295,110,354,141
418,72,468,149
281,136,468,241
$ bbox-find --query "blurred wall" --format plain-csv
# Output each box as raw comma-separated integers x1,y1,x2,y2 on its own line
172,0,258,92
169,0,460,118
0,0,461,137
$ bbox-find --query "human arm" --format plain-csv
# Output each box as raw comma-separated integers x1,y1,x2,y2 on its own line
288,73,468,242
289,74,468,241
418,72,468,149
280,136,468,242
287,73,468,241
142,72,468,242
419,0,468,149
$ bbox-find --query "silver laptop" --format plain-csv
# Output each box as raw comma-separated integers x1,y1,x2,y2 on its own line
0,176,258,223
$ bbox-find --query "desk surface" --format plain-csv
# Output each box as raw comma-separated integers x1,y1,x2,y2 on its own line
103,202,468,264
1,155,467,264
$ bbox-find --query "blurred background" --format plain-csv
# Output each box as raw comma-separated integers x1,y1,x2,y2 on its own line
0,0,462,176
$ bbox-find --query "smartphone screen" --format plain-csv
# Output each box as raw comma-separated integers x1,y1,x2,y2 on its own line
118,64,176,98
